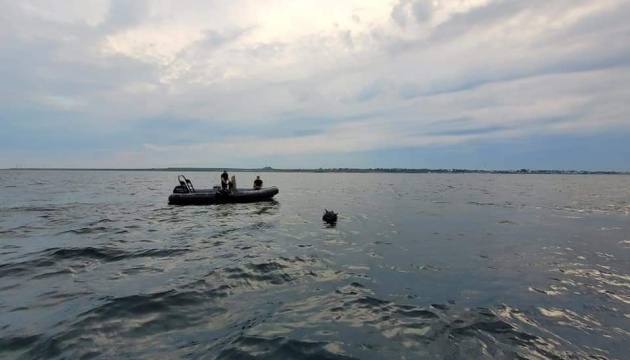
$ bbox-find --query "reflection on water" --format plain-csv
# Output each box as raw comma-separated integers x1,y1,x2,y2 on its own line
0,171,628,359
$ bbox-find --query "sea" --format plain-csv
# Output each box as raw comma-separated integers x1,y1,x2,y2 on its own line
0,170,628,359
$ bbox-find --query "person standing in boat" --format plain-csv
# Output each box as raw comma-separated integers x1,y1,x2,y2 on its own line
221,171,230,191
253,176,263,190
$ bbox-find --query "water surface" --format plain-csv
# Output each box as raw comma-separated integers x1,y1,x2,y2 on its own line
1,171,628,359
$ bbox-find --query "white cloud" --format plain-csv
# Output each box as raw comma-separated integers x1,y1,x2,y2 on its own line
104,23,205,66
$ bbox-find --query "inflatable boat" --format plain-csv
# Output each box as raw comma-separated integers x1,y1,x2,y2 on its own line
168,175,279,205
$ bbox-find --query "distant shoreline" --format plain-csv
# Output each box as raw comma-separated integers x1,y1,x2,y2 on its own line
3,167,628,175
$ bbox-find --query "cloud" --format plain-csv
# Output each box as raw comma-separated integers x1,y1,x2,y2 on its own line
392,0,433,27
0,0,629,169
140,66,630,162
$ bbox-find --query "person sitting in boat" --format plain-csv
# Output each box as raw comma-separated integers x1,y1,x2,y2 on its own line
253,176,263,190
229,175,237,192
221,171,230,191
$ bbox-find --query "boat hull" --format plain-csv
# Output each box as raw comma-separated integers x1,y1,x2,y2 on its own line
168,186,279,205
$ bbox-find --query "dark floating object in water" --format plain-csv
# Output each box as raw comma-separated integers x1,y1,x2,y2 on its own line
323,209,338,224
169,175,278,205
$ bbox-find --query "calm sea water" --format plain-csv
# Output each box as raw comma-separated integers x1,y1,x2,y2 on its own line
0,170,628,359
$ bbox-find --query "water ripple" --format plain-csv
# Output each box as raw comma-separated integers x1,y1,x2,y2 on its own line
0,171,627,359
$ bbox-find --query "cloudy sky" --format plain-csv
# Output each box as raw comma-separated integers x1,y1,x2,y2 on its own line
1,0,628,170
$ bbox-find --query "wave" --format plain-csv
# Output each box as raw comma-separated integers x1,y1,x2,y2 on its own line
56,226,129,235
241,283,605,360
5,278,613,359
0,334,42,355
0,247,191,278
217,336,356,360
200,256,334,290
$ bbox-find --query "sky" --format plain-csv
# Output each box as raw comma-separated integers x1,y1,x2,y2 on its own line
0,0,629,170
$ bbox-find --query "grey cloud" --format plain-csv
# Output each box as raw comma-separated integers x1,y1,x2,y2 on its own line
378,1,630,101
292,129,325,137
0,39,56,93
391,1,409,28
0,2,22,38
428,0,626,47
421,43,630,99
355,81,385,102
398,83,421,99
0,34,157,101
391,0,433,28
0,0,158,99
427,117,472,127
429,0,538,42
339,30,354,50
200,27,255,48
412,1,431,22
426,125,506,137
533,1,630,51
247,41,289,61
171,26,258,82
101,0,150,32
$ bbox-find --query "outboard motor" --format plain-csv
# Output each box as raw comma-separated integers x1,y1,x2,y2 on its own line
173,175,195,193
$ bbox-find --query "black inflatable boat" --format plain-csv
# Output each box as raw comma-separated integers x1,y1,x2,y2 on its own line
168,175,279,205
